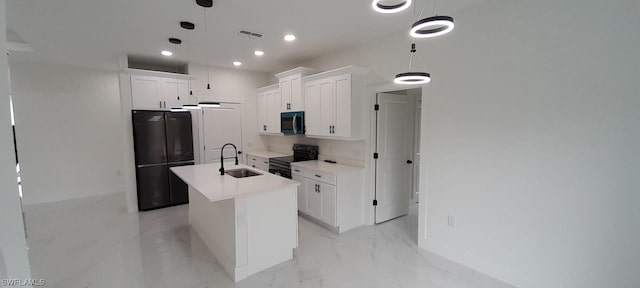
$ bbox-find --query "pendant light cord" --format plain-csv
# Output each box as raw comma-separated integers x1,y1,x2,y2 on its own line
408,43,416,71
203,7,211,89
187,25,192,95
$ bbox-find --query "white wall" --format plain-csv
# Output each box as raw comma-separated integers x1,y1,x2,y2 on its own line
0,0,32,279
296,0,640,287
10,62,125,205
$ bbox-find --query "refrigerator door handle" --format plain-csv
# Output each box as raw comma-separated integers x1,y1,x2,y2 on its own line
167,160,195,165
137,163,169,168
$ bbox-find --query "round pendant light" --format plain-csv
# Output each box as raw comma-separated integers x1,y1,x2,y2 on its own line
196,0,213,8
182,104,202,110
180,21,195,97
180,21,195,30
371,0,412,14
394,72,431,84
168,38,182,44
198,102,221,108
394,43,431,85
410,15,454,38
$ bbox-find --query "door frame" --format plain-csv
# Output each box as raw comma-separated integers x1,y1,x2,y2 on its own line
365,82,428,245
373,91,417,224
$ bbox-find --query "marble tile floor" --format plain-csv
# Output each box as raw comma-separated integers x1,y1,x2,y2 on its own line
22,193,515,288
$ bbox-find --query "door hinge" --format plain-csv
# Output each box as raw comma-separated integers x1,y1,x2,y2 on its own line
374,104,379,111
373,199,378,206
373,153,379,159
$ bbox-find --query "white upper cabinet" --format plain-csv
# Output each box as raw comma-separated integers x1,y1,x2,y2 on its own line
303,66,367,140
131,75,162,109
130,73,191,110
161,79,189,108
256,84,281,134
304,81,322,136
276,67,316,112
257,91,268,133
267,90,282,134
318,78,335,136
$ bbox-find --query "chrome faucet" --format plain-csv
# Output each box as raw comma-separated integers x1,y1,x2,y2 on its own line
219,143,239,175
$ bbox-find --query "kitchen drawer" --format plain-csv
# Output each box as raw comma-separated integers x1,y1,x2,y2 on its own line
247,155,269,166
292,167,336,186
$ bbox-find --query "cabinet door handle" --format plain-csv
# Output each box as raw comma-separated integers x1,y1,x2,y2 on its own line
315,174,322,178
317,184,321,193
294,169,300,172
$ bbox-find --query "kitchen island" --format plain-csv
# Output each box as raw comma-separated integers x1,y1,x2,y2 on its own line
170,163,299,281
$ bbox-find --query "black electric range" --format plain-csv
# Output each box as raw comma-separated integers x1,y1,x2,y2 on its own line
269,144,318,179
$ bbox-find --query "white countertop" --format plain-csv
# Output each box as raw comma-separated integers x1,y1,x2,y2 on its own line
291,160,364,174
246,151,292,159
171,163,299,202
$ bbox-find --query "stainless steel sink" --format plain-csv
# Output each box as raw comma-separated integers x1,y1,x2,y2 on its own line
225,169,262,178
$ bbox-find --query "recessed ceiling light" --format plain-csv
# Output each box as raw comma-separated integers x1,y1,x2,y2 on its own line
284,34,296,42
233,61,242,66
254,50,265,56
161,50,173,56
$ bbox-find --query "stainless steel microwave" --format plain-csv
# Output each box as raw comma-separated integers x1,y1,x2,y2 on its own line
281,111,304,135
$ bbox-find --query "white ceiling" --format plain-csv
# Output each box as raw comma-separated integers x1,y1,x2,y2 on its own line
7,0,483,72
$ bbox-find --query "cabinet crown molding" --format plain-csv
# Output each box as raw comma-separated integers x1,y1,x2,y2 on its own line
122,68,195,80
302,66,368,83
256,84,279,93
275,67,317,79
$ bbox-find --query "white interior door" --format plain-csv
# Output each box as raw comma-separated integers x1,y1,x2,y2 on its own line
375,93,415,223
202,106,242,164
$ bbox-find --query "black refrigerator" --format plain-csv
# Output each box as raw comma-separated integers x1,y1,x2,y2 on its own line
132,110,194,211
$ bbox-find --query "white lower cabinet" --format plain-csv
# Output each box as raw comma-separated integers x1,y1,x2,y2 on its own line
247,154,269,172
292,162,363,233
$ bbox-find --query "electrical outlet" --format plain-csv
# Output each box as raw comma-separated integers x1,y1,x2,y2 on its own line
447,216,456,227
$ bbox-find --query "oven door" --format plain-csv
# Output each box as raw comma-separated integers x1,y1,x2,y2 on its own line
281,112,304,135
269,167,292,179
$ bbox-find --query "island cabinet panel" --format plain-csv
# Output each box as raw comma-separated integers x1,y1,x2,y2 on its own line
292,174,308,213
291,162,364,233
172,163,299,282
